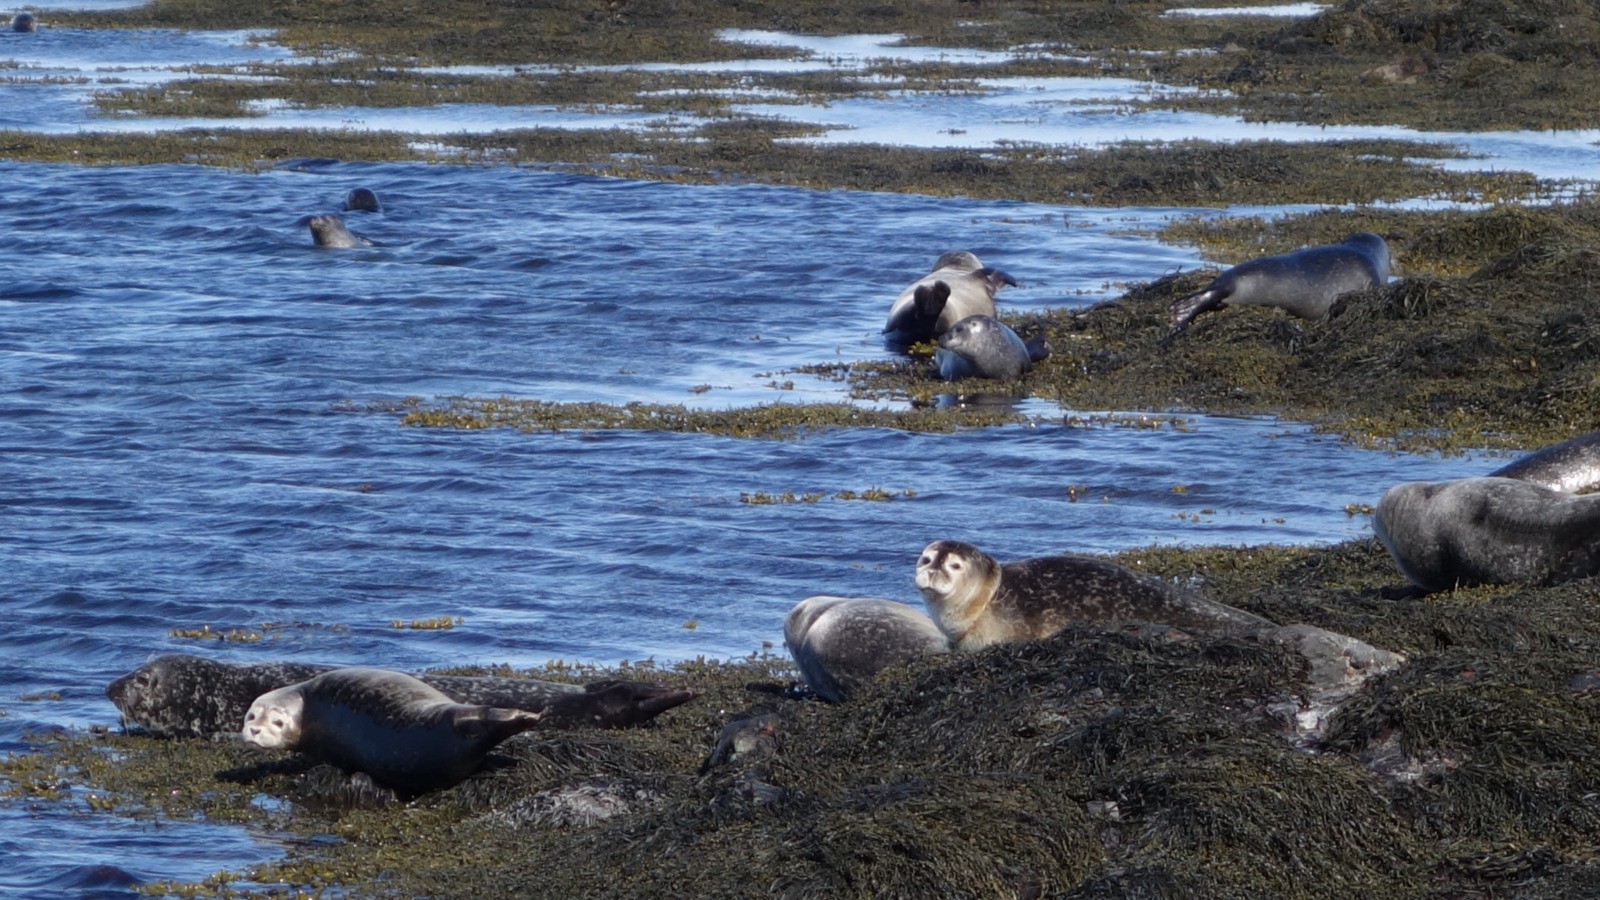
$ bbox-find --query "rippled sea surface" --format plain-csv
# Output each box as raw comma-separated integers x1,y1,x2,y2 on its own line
0,18,1547,899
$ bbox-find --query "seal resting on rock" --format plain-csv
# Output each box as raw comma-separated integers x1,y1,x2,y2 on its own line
342,187,381,213
242,667,544,794
915,540,1273,650
1488,431,1600,494
883,251,1017,347
303,213,374,248
1170,232,1390,329
1373,476,1600,592
934,314,1048,381
783,596,950,702
106,653,695,739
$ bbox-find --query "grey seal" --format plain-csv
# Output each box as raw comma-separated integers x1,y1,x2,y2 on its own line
106,653,695,739
1373,476,1600,592
1171,232,1391,328
783,596,950,702
303,213,373,248
342,187,381,212
934,314,1049,381
11,13,36,32
915,540,1273,650
1488,432,1600,494
883,251,1017,346
243,667,544,794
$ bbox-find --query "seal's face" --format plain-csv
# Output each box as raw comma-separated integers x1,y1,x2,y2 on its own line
242,689,303,749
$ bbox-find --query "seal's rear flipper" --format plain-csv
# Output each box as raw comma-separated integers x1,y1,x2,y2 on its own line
1170,287,1225,329
1024,334,1050,363
542,681,699,728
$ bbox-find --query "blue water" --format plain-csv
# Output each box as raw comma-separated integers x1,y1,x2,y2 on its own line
0,19,1553,899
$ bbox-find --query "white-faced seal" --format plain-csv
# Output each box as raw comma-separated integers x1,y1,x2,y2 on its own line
934,314,1048,381
303,213,374,248
883,251,1017,346
243,667,544,794
11,12,36,32
783,596,950,702
107,653,695,739
342,187,381,213
1488,432,1600,494
1372,476,1600,592
915,540,1273,650
1171,232,1391,329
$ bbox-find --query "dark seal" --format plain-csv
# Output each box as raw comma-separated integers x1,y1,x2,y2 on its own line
915,540,1273,650
342,187,381,213
1170,232,1390,329
883,251,1018,347
783,596,949,702
11,12,36,32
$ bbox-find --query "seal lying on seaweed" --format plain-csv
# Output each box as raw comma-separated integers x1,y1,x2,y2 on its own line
883,251,1017,347
1170,232,1390,329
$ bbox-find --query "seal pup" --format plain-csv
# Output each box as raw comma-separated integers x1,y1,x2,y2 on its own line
883,251,1018,346
107,653,694,739
934,314,1048,381
1373,476,1600,592
11,13,36,32
1170,232,1391,329
242,666,543,794
915,540,1273,650
1488,431,1600,494
783,596,950,702
342,187,381,213
303,213,374,248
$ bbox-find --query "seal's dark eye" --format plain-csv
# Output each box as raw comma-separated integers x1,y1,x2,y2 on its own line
949,561,963,571
918,556,931,566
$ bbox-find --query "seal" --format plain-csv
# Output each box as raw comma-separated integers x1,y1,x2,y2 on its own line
1170,232,1391,329
783,596,949,702
1372,476,1600,592
915,540,1273,650
883,251,1018,346
342,187,381,213
303,213,374,248
11,13,36,32
106,653,695,739
1488,431,1600,494
934,314,1048,381
242,666,544,794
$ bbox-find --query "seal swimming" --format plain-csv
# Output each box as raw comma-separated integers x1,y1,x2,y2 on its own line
783,596,950,702
1170,232,1391,329
303,213,374,248
1372,476,1600,592
883,251,1017,346
106,653,695,738
342,187,381,213
1487,431,1600,494
11,12,36,31
243,667,544,794
915,540,1273,650
934,314,1048,381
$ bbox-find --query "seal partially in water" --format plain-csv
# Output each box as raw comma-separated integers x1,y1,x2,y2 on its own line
342,187,381,213
243,666,544,794
1170,232,1391,329
106,653,695,739
783,596,950,702
883,251,1017,346
11,12,37,31
303,213,374,248
1488,431,1600,494
915,540,1273,650
1373,476,1600,592
934,314,1048,381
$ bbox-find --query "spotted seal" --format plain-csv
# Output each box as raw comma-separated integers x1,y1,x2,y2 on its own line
1373,476,1600,592
934,314,1048,381
783,596,950,702
1487,431,1600,494
342,187,381,213
1170,232,1391,329
883,251,1017,346
106,653,695,739
915,540,1273,650
11,12,36,32
303,213,374,248
243,667,543,794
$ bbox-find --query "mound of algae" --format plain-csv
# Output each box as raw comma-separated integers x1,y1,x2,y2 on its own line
6,537,1600,897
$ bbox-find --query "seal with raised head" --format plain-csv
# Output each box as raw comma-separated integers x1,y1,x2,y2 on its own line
11,13,36,32
303,213,374,248
242,666,543,794
915,540,1273,650
1488,431,1600,494
783,596,950,702
1372,476,1600,592
1170,232,1391,329
883,251,1018,346
934,314,1048,381
342,187,381,213
107,653,695,739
